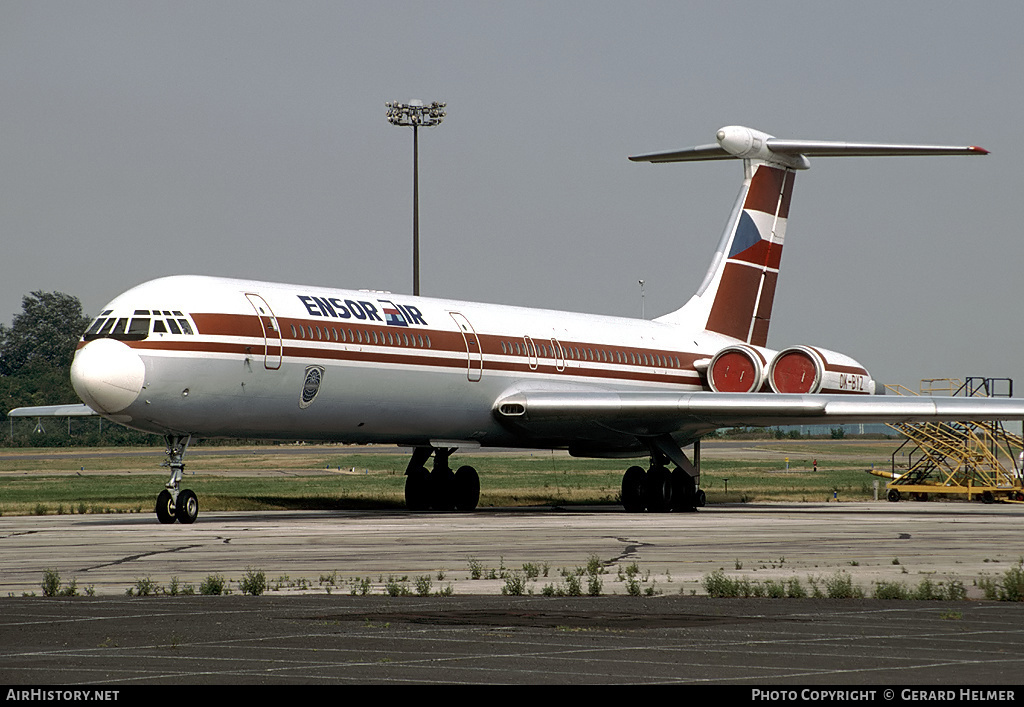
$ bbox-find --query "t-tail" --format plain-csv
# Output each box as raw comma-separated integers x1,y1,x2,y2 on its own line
630,126,988,346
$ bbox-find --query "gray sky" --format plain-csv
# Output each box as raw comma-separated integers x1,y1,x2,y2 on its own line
1,1,1021,388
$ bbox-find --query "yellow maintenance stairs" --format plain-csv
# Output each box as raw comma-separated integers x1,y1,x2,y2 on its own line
883,378,1024,503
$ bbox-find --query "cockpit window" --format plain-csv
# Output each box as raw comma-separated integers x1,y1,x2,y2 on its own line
84,318,108,338
83,310,196,341
125,318,150,340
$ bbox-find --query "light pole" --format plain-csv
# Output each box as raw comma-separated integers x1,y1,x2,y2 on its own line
638,279,646,319
386,99,446,296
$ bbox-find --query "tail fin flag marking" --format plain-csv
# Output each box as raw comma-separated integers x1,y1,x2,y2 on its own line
705,164,794,346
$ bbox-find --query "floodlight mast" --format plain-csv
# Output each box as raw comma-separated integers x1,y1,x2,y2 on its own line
386,99,446,296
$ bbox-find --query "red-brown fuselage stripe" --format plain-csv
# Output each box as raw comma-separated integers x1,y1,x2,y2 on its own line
121,312,707,387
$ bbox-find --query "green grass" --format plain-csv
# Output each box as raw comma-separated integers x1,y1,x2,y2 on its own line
0,442,895,515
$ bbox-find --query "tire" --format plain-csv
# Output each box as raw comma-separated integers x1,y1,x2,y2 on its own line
887,489,901,503
671,468,696,511
621,466,646,512
430,466,456,511
644,465,673,513
454,466,480,512
175,489,198,524
156,490,176,524
405,467,431,511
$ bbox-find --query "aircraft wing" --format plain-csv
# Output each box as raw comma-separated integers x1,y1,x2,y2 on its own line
8,404,98,418
495,390,1024,441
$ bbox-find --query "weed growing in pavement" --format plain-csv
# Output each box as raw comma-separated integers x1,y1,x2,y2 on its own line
41,568,61,597
348,576,372,596
200,573,227,595
501,572,527,596
40,568,81,597
240,568,266,596
127,576,159,597
384,575,412,597
978,560,1024,601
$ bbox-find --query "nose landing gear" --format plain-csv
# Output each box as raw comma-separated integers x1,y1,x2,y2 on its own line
155,434,198,524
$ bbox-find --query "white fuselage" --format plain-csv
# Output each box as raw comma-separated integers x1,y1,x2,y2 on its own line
72,274,749,452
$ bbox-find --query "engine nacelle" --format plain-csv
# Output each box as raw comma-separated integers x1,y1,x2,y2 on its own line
706,344,771,393
767,345,875,395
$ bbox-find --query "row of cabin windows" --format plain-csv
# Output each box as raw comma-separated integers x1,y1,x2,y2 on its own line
498,339,682,369
83,310,193,341
289,323,432,349
82,311,680,370
82,310,681,371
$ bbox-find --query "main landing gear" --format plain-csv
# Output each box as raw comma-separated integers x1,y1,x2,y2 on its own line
620,438,706,513
155,434,199,524
404,447,480,512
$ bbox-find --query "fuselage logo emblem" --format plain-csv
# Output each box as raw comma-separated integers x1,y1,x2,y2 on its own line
299,365,325,409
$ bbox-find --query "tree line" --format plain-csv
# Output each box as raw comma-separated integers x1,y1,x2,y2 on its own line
1,291,159,446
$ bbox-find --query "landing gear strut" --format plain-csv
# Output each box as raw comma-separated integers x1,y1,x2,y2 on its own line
405,446,479,512
155,434,199,524
620,437,705,513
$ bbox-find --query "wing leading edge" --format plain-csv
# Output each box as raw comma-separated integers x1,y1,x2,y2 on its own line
8,404,98,418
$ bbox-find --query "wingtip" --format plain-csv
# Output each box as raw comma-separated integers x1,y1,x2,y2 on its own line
970,146,990,155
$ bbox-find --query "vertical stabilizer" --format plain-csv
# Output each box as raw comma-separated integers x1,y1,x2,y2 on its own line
629,126,987,345
706,163,792,345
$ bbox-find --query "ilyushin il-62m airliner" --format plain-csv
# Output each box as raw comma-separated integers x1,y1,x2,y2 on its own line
15,125,1024,524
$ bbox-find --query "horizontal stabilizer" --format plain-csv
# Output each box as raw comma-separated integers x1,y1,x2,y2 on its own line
765,140,989,158
630,125,988,169
629,143,734,163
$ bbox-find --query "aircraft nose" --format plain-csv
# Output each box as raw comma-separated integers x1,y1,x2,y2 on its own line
71,339,146,414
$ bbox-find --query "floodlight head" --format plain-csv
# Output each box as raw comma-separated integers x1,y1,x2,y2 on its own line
386,100,446,127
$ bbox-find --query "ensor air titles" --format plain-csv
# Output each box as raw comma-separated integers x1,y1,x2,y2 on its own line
297,294,428,327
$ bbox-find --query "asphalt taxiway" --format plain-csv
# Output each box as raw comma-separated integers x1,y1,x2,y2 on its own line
4,593,1024,685
2,502,1022,598
3,503,1024,684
